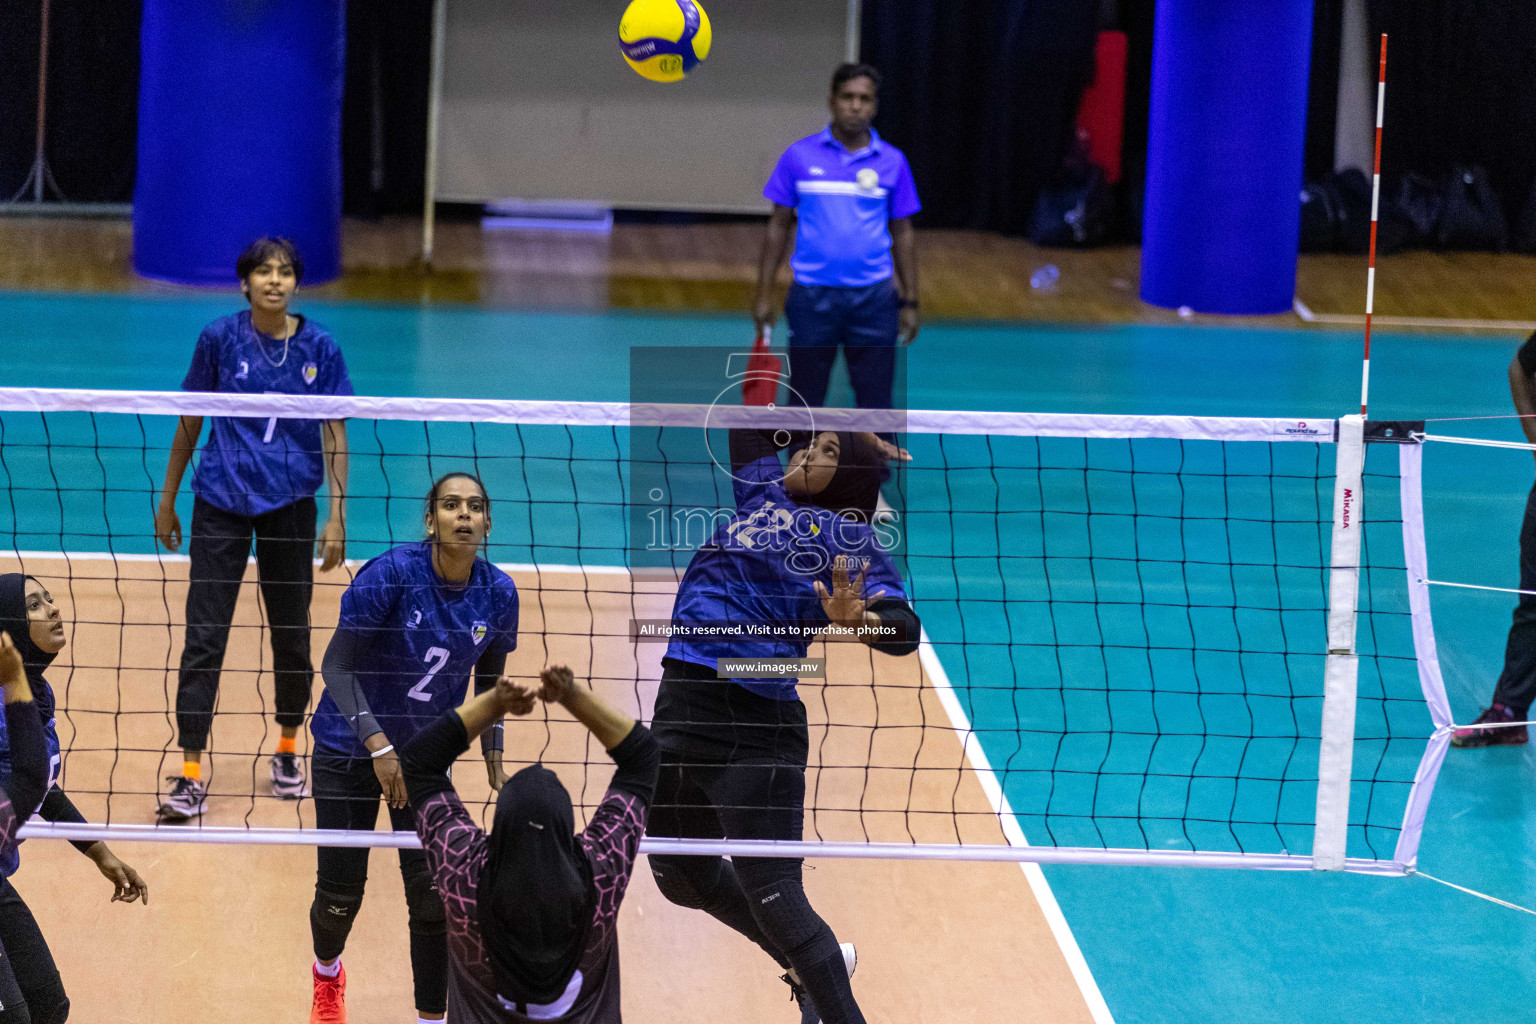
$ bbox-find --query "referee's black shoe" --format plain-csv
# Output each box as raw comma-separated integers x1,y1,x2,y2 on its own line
782,942,857,1024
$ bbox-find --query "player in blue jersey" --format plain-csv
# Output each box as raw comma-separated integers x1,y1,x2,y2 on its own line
306,472,518,1024
154,237,352,822
0,575,148,1023
648,428,921,1024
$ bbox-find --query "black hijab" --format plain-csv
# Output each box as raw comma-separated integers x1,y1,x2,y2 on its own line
786,431,883,524
478,763,595,1007
0,575,56,721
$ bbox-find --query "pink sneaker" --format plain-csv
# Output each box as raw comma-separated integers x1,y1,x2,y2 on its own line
1452,704,1528,748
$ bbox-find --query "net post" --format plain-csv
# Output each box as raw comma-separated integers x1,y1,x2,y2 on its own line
1314,414,1364,870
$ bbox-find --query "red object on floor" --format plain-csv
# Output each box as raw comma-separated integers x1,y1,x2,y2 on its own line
1077,30,1128,184
742,326,782,406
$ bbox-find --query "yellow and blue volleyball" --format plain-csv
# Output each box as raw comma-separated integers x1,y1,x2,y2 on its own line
619,0,711,82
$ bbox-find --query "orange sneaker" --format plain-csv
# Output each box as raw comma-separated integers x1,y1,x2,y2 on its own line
310,963,346,1024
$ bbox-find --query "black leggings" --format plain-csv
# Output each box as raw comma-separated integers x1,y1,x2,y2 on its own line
649,690,864,1023
310,753,447,1015
176,496,316,752
0,877,67,1023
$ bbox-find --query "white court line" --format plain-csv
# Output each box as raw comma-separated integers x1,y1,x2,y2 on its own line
1294,297,1534,332
919,628,1116,1024
11,548,1112,1020
3,550,630,575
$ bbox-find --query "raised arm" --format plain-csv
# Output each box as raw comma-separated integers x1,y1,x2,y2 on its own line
154,415,203,552
536,666,635,751
729,427,791,474
0,633,47,837
474,648,509,789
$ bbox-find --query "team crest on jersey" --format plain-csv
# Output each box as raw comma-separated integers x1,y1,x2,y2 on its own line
472,621,488,645
408,609,422,629
856,167,880,190
303,361,318,385
235,360,250,381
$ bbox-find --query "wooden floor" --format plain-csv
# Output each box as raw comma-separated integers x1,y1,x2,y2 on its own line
5,554,1093,1023
2,213,1533,327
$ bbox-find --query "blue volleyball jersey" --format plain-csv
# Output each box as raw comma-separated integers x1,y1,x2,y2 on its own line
182,310,353,517
664,454,907,700
311,543,519,758
0,684,63,876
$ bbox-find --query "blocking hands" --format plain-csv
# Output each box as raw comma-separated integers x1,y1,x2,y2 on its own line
493,665,579,716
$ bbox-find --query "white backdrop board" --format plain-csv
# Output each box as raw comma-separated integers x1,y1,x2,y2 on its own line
431,0,857,212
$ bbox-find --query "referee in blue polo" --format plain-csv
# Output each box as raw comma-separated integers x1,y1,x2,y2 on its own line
752,63,921,413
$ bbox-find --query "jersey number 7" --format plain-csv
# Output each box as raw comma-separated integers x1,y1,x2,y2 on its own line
409,647,450,702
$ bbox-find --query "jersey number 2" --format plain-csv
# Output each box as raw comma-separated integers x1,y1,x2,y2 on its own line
409,647,449,702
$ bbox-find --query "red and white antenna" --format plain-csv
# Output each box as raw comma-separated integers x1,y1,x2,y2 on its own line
1360,34,1387,417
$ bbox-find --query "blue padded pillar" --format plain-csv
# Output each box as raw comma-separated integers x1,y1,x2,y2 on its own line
1140,2,1314,314
134,0,345,286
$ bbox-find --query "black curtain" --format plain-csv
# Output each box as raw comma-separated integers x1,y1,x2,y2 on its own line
1365,0,1536,215
861,0,1098,233
342,0,434,217
1304,0,1345,181
1117,0,1154,240
0,2,141,203
0,1,432,214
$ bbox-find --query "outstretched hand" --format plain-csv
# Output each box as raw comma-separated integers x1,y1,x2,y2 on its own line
538,665,577,705
814,555,886,631
856,432,912,463
495,674,538,717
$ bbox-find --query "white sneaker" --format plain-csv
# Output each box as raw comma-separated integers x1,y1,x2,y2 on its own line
270,752,305,799
156,776,208,822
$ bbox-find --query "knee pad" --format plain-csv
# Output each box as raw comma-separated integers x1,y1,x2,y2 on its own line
650,854,725,911
733,853,802,893
744,876,828,961
403,867,446,935
310,885,365,957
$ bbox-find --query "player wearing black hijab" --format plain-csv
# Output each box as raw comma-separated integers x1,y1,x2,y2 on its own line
0,576,149,1024
0,631,53,1024
648,428,920,1024
398,666,659,1022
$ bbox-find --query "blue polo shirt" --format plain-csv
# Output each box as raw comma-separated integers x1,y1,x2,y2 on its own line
763,126,920,289
182,310,352,517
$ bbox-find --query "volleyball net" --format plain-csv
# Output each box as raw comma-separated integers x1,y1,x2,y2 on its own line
0,384,1450,872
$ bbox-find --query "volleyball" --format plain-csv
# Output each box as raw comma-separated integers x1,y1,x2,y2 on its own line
618,0,712,82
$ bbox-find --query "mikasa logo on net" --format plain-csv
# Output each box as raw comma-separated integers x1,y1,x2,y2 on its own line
1276,420,1328,437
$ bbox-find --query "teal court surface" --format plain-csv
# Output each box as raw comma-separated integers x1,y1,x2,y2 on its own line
3,290,1535,1023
